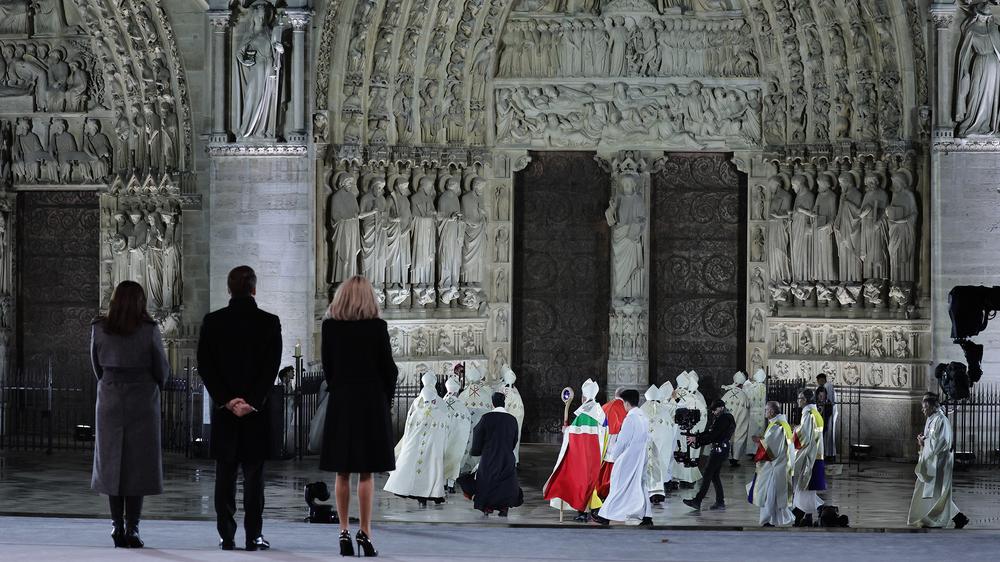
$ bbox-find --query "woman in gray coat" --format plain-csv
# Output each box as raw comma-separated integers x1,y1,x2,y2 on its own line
91,281,169,548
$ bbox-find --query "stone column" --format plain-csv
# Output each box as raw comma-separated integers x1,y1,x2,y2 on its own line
929,5,956,129
286,10,311,143
208,11,230,143
599,151,651,394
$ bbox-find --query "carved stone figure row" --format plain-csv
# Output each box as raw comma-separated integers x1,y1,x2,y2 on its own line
388,324,486,358
495,81,760,147
770,358,914,389
327,166,489,309
497,16,756,79
106,200,182,313
763,167,918,305
0,0,80,36
770,324,912,360
609,309,648,360
0,42,95,113
5,117,111,184
511,0,739,14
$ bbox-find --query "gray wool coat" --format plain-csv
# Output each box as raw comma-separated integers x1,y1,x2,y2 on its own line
90,319,169,496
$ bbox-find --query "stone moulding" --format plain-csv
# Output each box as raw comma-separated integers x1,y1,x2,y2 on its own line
206,144,309,157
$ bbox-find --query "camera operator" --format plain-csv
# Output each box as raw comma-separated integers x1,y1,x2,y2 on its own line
682,400,735,511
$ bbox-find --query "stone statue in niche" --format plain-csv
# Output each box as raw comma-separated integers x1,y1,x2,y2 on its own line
495,307,508,342
495,184,509,220
411,175,438,305
799,328,815,355
749,308,765,342
359,175,389,297
145,210,164,309
328,172,362,285
109,212,130,289
954,2,1000,137
750,226,765,262
437,177,464,304
492,347,508,376
886,170,918,285
869,330,886,358
386,172,413,305
495,227,509,263
869,364,885,387
606,173,645,305
811,173,839,282
50,118,83,183
234,1,286,139
460,177,488,307
83,119,112,181
766,174,792,283
12,118,51,184
775,326,791,353
893,331,910,358
126,206,148,290
859,174,890,281
313,113,328,143
161,209,181,310
437,329,453,355
0,1,30,34
750,267,765,303
495,267,508,302
822,330,839,355
789,174,815,283
413,329,429,356
750,347,763,374
834,171,863,284
754,185,766,220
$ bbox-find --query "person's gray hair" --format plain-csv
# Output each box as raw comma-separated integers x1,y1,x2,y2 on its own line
922,392,941,408
765,400,781,413
614,387,626,398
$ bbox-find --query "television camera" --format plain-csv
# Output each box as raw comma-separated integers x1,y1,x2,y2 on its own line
939,286,998,400
672,407,702,468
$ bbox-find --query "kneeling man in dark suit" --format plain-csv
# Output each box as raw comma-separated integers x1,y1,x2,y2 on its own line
198,266,282,550
458,392,524,516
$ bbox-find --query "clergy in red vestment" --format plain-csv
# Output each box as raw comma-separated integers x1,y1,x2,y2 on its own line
595,387,628,501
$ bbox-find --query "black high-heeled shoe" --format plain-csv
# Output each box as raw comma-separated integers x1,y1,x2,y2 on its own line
111,522,126,548
338,530,354,557
356,530,377,557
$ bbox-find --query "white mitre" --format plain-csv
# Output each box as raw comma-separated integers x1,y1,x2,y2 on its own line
501,365,517,387
659,381,675,401
733,371,747,385
466,363,483,383
644,384,659,402
419,372,437,402
753,368,766,383
581,378,599,401
445,376,461,396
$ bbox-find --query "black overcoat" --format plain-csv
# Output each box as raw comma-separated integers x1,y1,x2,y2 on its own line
197,297,282,462
90,319,169,496
319,318,398,473
464,410,523,511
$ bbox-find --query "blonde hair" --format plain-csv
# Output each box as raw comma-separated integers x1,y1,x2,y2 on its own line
328,276,380,321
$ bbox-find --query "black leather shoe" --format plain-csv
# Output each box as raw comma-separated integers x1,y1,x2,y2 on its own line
573,512,590,523
638,517,654,528
246,536,270,551
682,498,701,511
709,502,726,511
219,539,235,551
954,512,970,529
124,525,143,548
591,513,610,526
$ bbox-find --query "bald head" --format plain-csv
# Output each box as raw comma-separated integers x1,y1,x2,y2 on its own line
765,401,780,419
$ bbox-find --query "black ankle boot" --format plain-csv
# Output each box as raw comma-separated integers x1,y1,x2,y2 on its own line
111,521,126,548
124,524,144,548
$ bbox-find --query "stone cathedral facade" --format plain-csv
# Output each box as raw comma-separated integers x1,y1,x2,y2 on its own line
0,0,993,457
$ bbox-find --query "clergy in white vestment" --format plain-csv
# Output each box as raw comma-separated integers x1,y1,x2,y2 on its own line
642,383,678,502
499,366,525,463
746,401,794,527
744,369,768,455
686,371,709,458
791,389,826,526
721,372,751,465
459,363,493,473
595,390,653,527
672,371,703,484
384,373,450,505
442,376,472,490
907,393,969,529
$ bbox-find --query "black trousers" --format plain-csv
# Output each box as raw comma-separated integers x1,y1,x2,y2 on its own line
215,459,265,542
109,495,143,526
693,450,727,504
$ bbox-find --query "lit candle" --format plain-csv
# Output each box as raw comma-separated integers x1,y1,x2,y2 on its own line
294,341,302,358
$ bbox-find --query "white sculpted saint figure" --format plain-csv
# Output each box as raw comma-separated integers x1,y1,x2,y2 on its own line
234,2,285,139
437,177,465,304
766,175,793,283
789,175,815,283
886,171,919,284
460,177,488,290
144,211,165,309
859,175,890,280
110,212,130,289
161,211,182,309
834,171,864,283
810,173,839,282
359,176,388,293
606,174,646,304
127,208,149,292
328,173,361,284
385,174,413,302
411,176,438,303
954,3,1000,137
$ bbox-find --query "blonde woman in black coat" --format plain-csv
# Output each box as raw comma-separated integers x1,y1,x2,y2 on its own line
320,275,397,557
91,281,169,548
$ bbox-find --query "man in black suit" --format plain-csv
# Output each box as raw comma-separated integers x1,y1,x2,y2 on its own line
682,399,736,512
198,266,282,551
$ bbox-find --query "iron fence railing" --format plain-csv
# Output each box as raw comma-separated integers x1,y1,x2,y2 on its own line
944,383,1000,467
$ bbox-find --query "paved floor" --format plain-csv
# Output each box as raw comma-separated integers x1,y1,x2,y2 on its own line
2,445,999,530
0,516,996,562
